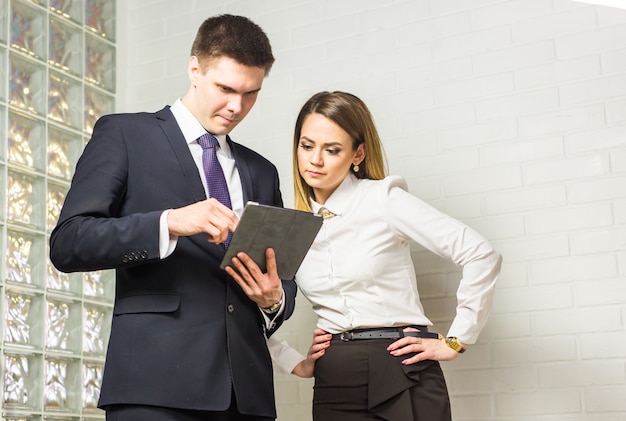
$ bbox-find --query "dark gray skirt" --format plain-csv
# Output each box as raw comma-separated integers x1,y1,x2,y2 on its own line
313,338,452,421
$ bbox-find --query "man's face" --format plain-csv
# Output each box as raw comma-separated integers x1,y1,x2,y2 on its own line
186,55,266,135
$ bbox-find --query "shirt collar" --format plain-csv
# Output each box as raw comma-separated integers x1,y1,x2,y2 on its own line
170,99,232,157
310,173,359,218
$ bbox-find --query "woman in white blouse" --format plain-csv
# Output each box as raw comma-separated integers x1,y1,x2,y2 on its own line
276,91,502,420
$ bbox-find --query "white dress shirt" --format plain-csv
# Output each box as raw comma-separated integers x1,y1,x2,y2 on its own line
170,99,244,215
160,100,283,325
295,174,502,344
158,99,245,257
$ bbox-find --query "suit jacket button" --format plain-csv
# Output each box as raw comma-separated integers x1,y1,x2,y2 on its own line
227,304,235,313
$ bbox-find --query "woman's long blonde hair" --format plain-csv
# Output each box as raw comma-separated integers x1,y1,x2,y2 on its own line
293,91,388,212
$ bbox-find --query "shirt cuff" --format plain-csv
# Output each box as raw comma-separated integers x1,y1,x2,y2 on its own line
159,210,178,259
259,300,285,331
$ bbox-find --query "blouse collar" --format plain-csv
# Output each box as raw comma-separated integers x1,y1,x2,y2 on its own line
310,173,359,219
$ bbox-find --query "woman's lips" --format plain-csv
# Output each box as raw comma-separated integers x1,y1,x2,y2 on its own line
306,170,323,177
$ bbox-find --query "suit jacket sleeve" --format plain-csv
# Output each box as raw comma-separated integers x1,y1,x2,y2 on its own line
50,113,162,273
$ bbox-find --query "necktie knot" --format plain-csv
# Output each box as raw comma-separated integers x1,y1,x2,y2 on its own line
197,133,219,150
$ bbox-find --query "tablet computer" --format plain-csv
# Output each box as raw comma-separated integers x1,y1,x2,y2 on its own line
220,202,323,280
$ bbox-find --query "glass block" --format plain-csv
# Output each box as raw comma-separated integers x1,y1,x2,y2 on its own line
48,70,82,129
0,47,6,102
0,0,8,45
7,171,45,229
46,298,81,353
83,270,113,302
6,232,34,285
10,0,47,60
82,362,103,412
44,357,81,413
82,304,110,357
42,417,80,421
0,165,4,220
6,230,45,287
48,125,82,180
49,16,83,76
9,53,47,115
0,104,6,162
8,110,46,171
3,415,42,421
3,352,43,411
50,0,83,24
84,87,113,135
47,182,66,232
47,255,75,294
85,0,115,41
4,291,43,348
85,34,115,92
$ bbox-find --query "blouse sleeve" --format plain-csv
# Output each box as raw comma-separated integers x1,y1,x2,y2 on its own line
382,176,503,344
266,336,306,374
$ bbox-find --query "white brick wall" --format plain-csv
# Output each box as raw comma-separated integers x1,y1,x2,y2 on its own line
116,0,626,419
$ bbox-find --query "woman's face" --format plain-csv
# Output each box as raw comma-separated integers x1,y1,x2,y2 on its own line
297,113,364,204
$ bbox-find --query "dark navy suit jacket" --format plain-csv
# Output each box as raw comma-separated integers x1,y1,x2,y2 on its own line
50,106,296,418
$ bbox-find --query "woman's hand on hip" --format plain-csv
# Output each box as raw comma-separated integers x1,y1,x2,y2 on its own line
387,334,465,365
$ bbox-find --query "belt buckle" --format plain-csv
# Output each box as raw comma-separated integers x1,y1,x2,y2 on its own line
340,332,354,341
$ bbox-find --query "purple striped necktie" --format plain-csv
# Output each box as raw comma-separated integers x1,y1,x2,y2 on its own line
197,133,232,247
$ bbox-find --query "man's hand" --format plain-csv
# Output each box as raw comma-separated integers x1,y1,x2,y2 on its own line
225,248,283,308
167,198,238,244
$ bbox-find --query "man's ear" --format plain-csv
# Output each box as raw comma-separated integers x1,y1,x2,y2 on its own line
189,56,200,86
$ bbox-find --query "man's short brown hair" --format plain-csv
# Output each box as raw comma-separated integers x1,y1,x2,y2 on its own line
191,14,275,74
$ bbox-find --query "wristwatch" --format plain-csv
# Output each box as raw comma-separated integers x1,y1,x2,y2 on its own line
445,337,466,353
261,296,283,314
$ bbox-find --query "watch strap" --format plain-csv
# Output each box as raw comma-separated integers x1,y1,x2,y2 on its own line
445,336,466,353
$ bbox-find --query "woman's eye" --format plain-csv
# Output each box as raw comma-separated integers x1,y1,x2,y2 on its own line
300,144,313,150
327,149,340,155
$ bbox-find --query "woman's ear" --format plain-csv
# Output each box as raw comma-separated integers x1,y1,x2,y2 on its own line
354,143,366,166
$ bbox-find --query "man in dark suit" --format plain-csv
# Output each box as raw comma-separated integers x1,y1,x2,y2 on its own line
50,14,296,421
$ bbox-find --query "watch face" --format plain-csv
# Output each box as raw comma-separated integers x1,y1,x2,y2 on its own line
446,337,464,352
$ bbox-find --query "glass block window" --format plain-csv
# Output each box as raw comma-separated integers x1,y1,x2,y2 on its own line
1,0,116,419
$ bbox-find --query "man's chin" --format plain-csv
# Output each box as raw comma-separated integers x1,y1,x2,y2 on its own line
216,116,240,130
207,125,233,136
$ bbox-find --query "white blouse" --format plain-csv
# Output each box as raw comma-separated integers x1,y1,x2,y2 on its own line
266,337,305,374
295,174,502,344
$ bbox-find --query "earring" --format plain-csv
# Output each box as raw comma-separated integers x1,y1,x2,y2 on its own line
353,164,360,173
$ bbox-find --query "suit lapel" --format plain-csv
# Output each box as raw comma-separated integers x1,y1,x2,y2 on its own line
155,107,226,254
227,136,253,204
156,106,206,203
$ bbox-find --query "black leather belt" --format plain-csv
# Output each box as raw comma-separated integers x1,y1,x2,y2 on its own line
331,327,440,342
